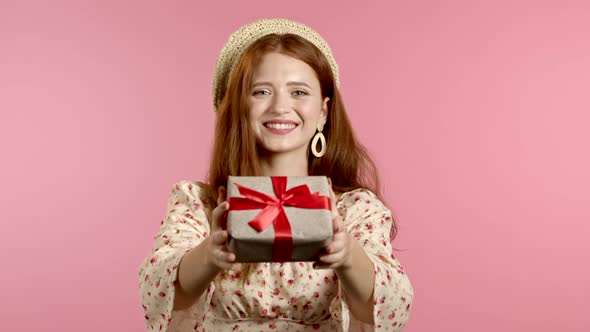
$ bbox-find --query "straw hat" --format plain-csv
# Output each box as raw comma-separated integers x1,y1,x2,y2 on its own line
211,18,340,112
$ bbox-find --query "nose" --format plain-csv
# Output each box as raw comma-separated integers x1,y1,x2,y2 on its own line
269,91,291,114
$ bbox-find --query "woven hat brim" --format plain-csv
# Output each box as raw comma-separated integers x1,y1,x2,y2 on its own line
211,18,340,112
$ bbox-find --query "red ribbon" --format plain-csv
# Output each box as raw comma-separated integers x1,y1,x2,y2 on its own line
228,177,331,262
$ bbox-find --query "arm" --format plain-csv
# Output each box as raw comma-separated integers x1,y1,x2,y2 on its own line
138,181,212,331
317,188,376,323
173,237,219,310
325,189,415,331
174,188,241,311
334,237,376,323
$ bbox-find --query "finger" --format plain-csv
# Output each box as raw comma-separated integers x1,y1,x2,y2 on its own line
215,260,236,271
217,186,227,205
218,256,240,271
313,262,337,270
212,247,236,264
333,214,346,234
318,251,345,265
332,215,340,233
327,179,336,210
211,201,230,230
326,237,345,254
214,261,240,272
218,187,227,206
224,251,236,262
210,230,229,245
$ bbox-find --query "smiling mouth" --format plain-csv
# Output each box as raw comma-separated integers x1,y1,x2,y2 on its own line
264,123,298,129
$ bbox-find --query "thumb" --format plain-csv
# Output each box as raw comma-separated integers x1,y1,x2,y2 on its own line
212,201,229,231
332,212,342,233
217,186,227,205
327,179,337,215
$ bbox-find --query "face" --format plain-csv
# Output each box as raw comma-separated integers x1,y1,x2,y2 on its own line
248,52,329,158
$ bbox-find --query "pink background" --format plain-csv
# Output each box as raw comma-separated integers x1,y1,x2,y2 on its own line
1,0,589,331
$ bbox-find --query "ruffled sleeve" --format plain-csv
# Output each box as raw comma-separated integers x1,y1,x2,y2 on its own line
137,180,214,331
329,188,414,331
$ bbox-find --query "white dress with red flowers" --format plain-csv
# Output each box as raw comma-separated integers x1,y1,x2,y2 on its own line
138,180,414,331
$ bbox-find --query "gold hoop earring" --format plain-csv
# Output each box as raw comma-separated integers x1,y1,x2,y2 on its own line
311,122,326,158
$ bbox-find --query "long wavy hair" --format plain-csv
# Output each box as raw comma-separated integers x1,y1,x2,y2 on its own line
202,33,397,278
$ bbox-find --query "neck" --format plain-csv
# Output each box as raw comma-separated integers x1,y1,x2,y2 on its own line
258,150,309,176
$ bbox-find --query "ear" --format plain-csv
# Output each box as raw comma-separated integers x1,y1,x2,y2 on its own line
320,97,330,125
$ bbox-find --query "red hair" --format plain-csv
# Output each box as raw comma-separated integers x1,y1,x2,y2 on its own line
203,33,397,242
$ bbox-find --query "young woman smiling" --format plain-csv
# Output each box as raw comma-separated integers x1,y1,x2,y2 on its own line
138,18,414,332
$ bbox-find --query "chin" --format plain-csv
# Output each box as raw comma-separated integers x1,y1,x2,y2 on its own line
258,144,307,156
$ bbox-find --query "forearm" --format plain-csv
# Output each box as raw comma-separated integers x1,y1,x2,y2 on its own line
335,237,376,323
173,237,220,310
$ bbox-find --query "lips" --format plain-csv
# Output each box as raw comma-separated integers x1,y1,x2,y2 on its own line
265,123,297,129
263,119,299,130
263,119,299,134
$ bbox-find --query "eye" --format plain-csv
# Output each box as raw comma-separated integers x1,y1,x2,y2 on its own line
253,90,270,96
293,90,309,96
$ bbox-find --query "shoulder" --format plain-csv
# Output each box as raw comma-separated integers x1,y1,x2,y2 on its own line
164,180,213,231
168,180,215,210
336,187,385,209
335,188,390,220
169,180,205,198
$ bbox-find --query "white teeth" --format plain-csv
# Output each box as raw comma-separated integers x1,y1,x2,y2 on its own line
266,123,296,129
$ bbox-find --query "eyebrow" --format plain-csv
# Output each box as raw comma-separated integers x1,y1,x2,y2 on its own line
251,81,313,89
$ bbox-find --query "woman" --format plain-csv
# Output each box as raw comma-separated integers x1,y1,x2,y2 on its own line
138,18,414,331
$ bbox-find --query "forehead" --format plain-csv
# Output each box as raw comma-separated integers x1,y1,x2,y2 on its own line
252,52,319,85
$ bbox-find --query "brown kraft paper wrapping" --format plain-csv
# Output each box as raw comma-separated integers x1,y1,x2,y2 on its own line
226,176,333,262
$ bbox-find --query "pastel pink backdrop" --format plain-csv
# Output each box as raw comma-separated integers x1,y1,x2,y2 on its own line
1,0,588,331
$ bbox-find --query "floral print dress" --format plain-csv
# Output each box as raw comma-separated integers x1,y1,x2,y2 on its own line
138,181,414,331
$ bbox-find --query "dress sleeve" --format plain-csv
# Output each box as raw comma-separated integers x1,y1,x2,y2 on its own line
329,189,414,331
137,180,214,331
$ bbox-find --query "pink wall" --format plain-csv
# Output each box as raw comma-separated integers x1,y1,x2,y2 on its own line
1,0,589,330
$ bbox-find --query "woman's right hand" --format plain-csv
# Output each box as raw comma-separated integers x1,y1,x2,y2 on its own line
205,186,242,272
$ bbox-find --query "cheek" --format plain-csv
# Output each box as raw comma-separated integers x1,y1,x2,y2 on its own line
248,114,261,133
249,103,270,119
299,107,322,123
297,98,323,119
248,103,264,119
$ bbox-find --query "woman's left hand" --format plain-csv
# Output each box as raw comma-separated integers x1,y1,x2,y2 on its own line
315,179,353,271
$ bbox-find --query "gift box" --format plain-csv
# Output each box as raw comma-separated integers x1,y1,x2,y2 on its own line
226,176,333,262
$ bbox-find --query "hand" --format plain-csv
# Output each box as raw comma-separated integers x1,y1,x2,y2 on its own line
314,178,353,271
205,186,241,272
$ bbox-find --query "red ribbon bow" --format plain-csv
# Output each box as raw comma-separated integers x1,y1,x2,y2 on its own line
228,176,331,262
